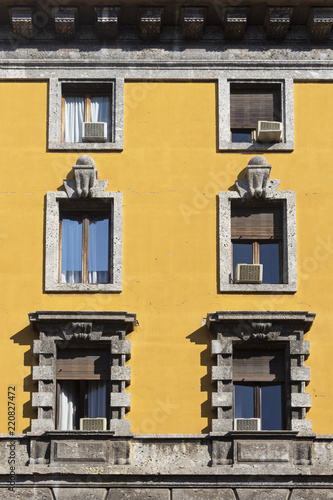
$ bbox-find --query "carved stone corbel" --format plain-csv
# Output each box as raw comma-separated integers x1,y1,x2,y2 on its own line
308,8,333,42
95,7,120,39
236,155,280,199
223,8,248,41
10,8,34,39
265,8,293,40
181,7,206,40
140,8,164,41
52,7,78,39
63,155,108,198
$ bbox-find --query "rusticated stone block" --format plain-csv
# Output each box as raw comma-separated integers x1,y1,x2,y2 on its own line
212,418,233,433
2,489,53,499
290,366,311,382
53,489,107,500
290,490,333,499
33,339,55,355
52,441,108,463
291,393,311,408
32,366,53,381
289,340,310,356
237,490,290,500
212,392,233,408
212,365,232,381
211,339,233,355
111,366,131,381
236,441,290,463
291,419,312,433
110,419,132,435
173,489,236,500
110,393,131,408
107,489,170,499
32,392,53,408
111,340,131,355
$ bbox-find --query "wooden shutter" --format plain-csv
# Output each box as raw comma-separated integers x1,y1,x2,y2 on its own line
231,206,283,240
233,349,285,382
57,349,110,380
230,86,281,129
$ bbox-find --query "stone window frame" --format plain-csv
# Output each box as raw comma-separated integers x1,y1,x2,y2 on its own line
218,78,294,152
219,156,297,293
207,310,315,435
48,78,124,151
45,155,123,293
29,310,136,436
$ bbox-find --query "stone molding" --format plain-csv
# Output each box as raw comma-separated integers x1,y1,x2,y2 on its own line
48,78,123,152
207,310,315,434
44,155,123,293
29,311,136,436
219,157,297,293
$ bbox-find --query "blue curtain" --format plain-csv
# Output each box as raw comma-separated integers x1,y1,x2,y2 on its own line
88,217,109,284
61,217,82,283
87,381,107,418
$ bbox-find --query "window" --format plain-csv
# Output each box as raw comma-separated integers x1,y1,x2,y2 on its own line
231,203,283,284
218,79,294,151
48,78,124,151
57,349,110,430
45,156,123,292
62,84,112,143
60,209,110,284
233,348,285,430
218,158,297,293
230,83,281,143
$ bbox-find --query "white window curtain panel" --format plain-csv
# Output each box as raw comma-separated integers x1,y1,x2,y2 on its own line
58,381,76,431
61,217,82,283
88,218,109,284
91,96,111,141
64,96,85,142
87,381,107,418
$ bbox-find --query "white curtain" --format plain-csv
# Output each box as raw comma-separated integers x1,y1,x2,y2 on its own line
87,381,107,418
58,381,76,431
88,218,109,284
64,96,85,142
61,218,82,283
91,96,111,141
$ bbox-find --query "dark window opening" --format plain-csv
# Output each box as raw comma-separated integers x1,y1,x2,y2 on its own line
230,83,282,143
231,202,283,284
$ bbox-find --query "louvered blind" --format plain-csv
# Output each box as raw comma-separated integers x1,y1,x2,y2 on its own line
233,349,285,382
230,86,281,129
231,206,283,240
57,349,110,380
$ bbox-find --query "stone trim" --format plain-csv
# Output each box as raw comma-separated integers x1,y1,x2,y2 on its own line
218,78,294,152
48,78,124,151
219,157,297,293
45,155,123,293
207,310,315,435
29,311,136,436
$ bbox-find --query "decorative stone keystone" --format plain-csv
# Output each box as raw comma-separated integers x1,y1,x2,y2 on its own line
181,8,206,40
63,155,108,199
140,8,164,41
308,8,333,42
223,8,248,41
236,155,278,199
10,8,34,39
265,8,293,40
53,7,78,39
95,7,120,39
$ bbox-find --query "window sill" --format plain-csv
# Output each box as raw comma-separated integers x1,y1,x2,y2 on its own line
220,283,297,293
219,140,294,152
48,141,123,151
45,282,122,293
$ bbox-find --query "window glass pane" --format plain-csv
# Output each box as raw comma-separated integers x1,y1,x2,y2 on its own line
91,96,111,141
261,384,282,430
234,384,254,418
88,216,109,284
231,129,252,143
61,217,82,283
87,381,107,418
259,241,280,284
64,96,85,142
232,242,253,281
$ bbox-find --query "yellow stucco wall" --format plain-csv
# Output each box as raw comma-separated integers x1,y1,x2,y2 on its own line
0,81,332,435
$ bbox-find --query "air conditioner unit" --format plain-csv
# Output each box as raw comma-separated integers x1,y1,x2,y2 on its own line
235,263,263,284
79,418,107,431
82,122,107,142
234,418,261,431
257,121,283,143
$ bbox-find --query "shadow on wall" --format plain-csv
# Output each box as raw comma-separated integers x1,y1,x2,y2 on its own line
187,326,214,434
11,325,38,433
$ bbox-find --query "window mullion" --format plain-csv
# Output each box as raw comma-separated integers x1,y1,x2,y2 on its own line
82,217,89,283
85,95,91,122
253,242,259,264
254,385,261,419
